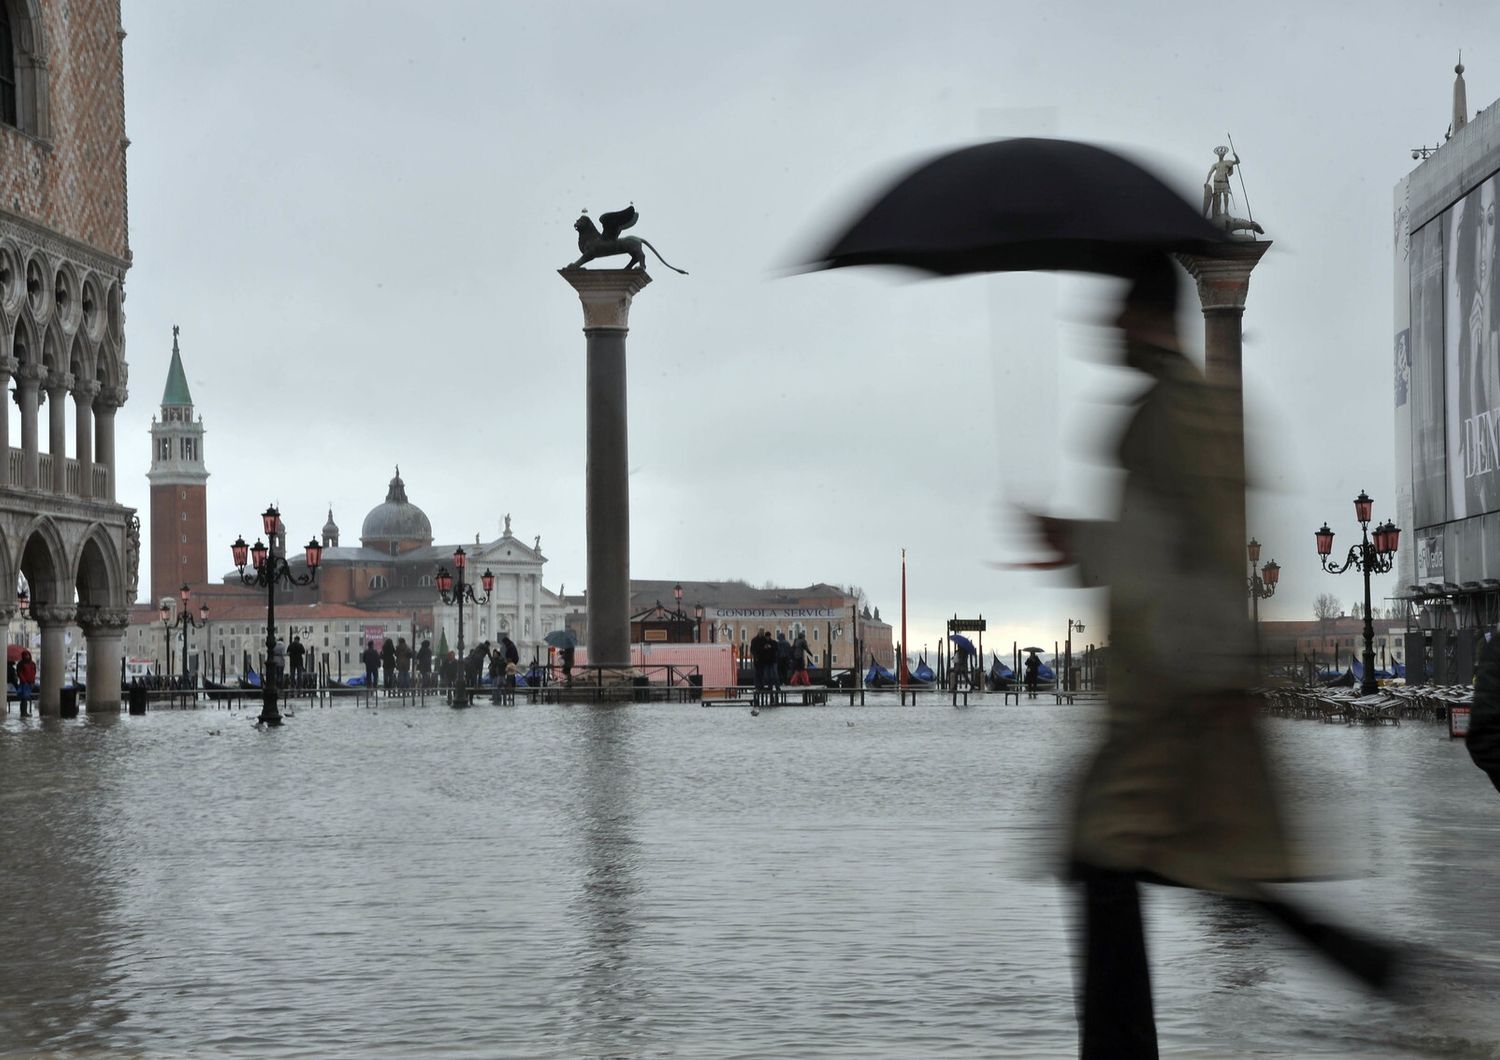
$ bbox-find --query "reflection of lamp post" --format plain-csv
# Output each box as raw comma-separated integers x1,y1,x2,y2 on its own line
159,583,208,689
1246,538,1280,670
232,505,323,726
1315,490,1400,697
1065,619,1085,691
435,546,494,704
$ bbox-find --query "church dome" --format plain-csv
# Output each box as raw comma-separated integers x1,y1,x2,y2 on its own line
360,468,432,548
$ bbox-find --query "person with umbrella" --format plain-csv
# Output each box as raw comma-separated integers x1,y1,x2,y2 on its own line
949,633,976,691
1023,649,1042,698
545,629,578,685
808,140,1399,1057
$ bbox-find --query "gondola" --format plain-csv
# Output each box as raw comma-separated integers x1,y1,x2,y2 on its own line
865,659,898,688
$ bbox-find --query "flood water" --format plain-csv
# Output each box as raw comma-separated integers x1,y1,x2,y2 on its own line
3,698,1499,1058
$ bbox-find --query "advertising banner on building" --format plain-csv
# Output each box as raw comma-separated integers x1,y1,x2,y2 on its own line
1411,220,1448,527
1444,173,1500,519
1393,175,1414,590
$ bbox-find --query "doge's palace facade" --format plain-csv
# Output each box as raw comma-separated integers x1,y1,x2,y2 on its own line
0,0,134,711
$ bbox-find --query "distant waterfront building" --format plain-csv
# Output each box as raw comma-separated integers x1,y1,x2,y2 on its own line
566,580,895,669
244,470,568,667
1,0,135,711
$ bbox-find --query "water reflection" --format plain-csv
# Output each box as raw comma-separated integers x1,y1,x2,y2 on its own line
565,705,647,1053
0,714,130,1052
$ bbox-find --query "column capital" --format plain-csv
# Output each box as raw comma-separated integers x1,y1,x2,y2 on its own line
31,603,76,627
76,604,130,633
0,356,17,378
1175,240,1272,313
14,362,44,386
558,268,652,330
93,384,127,410
44,370,74,395
72,378,100,402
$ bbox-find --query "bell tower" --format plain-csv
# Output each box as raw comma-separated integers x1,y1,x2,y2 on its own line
147,327,209,603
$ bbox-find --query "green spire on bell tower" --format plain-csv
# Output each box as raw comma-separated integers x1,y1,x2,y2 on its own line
161,324,194,408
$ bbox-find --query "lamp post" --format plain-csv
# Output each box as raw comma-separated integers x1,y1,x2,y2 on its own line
1065,619,1085,691
673,582,686,642
1246,538,1280,672
1315,490,1400,697
434,546,494,705
694,603,704,643
159,583,208,691
231,505,323,726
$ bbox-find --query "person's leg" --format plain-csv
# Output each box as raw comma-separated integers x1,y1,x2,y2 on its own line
1076,865,1157,1059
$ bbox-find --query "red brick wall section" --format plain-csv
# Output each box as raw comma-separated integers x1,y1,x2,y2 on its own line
150,483,206,604
0,0,129,261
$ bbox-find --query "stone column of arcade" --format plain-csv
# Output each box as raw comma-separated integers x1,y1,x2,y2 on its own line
45,372,71,494
79,606,128,711
16,363,42,489
558,268,652,671
1177,239,1271,556
31,603,75,715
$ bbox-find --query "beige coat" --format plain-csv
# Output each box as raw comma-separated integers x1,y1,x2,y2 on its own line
1061,353,1294,895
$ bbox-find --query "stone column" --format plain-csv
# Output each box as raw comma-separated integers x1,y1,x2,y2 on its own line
1177,241,1272,551
0,356,14,488
558,268,652,668
73,380,96,500
45,372,71,494
32,603,75,715
78,606,128,712
93,386,122,502
15,363,41,489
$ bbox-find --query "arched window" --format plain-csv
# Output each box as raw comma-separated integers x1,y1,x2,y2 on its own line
0,5,16,127
368,574,388,591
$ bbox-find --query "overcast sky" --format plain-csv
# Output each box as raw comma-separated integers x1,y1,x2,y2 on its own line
113,0,1492,659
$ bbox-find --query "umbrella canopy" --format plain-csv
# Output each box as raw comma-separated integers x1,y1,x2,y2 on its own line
7,644,23,664
807,138,1226,278
544,629,578,650
948,633,976,655
1021,647,1046,655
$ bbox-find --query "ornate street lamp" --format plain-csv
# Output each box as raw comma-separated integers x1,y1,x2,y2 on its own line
694,603,705,643
672,582,686,642
1315,490,1399,696
231,505,322,725
160,583,208,691
434,546,494,705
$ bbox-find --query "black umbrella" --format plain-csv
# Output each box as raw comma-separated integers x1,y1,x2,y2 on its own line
1021,647,1046,655
544,629,578,650
806,138,1226,278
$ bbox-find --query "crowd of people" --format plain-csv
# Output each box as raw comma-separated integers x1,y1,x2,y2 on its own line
747,629,813,691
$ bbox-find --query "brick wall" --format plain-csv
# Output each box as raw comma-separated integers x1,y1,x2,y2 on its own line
150,482,206,604
0,0,129,262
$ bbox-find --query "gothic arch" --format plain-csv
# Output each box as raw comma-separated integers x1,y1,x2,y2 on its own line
11,309,34,365
0,239,22,315
40,318,61,373
95,336,120,390
17,515,67,606
1,0,49,138
67,330,88,383
74,524,120,607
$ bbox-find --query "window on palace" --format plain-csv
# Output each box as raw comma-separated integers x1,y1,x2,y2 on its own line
368,575,387,590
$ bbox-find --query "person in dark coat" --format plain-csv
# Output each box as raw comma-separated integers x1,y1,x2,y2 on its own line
440,650,458,689
395,637,412,688
416,639,433,688
1023,652,1041,696
362,640,380,689
1467,629,1500,793
775,633,793,686
500,635,520,667
380,638,396,692
560,644,575,685
750,629,777,691
288,636,306,687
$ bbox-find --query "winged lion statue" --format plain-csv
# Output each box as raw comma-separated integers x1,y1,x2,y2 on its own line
568,205,688,274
